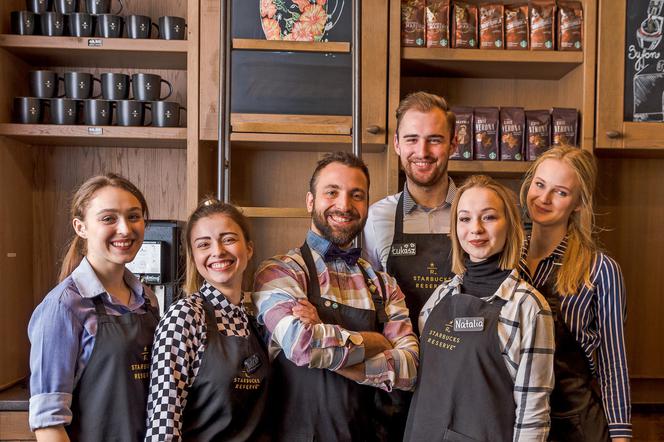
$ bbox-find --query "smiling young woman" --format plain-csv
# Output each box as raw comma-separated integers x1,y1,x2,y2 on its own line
405,175,555,442
145,199,271,441
519,146,632,442
28,173,159,442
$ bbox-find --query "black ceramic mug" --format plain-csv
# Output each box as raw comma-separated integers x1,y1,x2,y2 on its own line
125,15,158,39
54,0,77,14
39,12,66,36
11,11,36,35
95,14,123,38
158,16,186,40
67,12,94,37
116,100,151,126
151,101,185,127
64,72,102,99
50,98,79,125
131,73,172,101
26,0,52,13
83,99,114,125
29,70,64,98
85,0,123,15
14,97,43,124
101,72,131,100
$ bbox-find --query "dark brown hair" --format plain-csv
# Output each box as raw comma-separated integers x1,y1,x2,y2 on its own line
59,173,149,282
308,151,370,196
395,91,456,138
183,198,252,294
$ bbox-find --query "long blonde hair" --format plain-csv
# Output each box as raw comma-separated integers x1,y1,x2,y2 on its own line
183,198,253,295
520,146,597,295
450,175,524,275
59,173,149,282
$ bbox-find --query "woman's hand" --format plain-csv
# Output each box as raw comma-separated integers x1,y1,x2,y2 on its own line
291,299,321,325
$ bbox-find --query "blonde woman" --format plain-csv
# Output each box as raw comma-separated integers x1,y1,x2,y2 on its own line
520,146,631,441
405,175,554,442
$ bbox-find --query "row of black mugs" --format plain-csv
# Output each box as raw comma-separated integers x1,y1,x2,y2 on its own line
12,1,185,39
29,71,172,101
14,97,185,127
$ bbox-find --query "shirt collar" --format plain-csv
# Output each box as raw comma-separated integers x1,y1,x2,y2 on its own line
403,178,457,215
199,281,247,317
71,257,144,303
306,229,336,257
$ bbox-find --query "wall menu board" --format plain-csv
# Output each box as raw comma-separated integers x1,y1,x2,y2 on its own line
625,0,664,122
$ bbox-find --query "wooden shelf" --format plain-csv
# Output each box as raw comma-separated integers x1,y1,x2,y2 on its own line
230,132,385,153
0,35,188,69
448,160,532,177
232,38,350,53
0,124,186,148
401,48,584,79
231,113,352,135
239,207,310,218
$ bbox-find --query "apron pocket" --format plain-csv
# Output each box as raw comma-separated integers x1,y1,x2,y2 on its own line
549,413,585,442
443,427,481,442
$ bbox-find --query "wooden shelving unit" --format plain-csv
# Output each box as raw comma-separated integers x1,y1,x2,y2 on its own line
232,38,350,53
231,113,352,135
448,160,531,177
240,207,310,218
0,35,188,69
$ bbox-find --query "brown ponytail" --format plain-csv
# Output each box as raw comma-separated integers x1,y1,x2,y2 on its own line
58,173,149,282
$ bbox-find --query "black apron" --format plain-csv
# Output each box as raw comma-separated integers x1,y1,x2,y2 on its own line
67,292,159,442
269,242,387,442
378,192,454,442
180,296,270,441
404,291,515,442
538,276,610,442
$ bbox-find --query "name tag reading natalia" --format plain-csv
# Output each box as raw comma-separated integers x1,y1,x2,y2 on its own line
391,243,416,256
453,317,484,332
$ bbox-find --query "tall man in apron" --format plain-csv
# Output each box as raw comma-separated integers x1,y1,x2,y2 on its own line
363,92,457,440
253,152,419,442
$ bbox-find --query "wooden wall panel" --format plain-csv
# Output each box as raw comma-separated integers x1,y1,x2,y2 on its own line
596,158,664,379
32,145,187,301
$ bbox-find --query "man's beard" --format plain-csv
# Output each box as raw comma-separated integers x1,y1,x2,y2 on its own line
402,156,447,187
311,203,365,247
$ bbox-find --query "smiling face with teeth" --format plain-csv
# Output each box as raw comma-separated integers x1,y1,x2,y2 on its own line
190,213,253,297
395,108,455,189
73,186,145,274
306,162,369,248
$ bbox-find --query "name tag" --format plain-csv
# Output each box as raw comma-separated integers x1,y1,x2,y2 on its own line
391,242,416,256
243,354,262,375
453,317,484,332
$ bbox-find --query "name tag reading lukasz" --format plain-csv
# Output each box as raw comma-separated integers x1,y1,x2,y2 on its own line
453,317,484,332
391,243,416,256
243,354,262,375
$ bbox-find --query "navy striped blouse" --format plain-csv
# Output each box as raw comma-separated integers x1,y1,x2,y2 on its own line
519,237,632,439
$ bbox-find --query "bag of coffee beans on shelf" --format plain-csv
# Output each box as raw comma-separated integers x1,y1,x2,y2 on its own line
500,107,525,160
479,4,504,49
530,0,555,50
558,1,583,51
402,0,426,47
451,106,473,160
426,0,450,48
452,2,478,48
552,107,579,146
505,4,529,50
474,107,499,160
526,109,551,160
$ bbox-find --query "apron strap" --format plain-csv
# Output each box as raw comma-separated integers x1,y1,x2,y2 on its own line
92,295,108,316
392,192,406,241
358,265,388,333
300,241,322,302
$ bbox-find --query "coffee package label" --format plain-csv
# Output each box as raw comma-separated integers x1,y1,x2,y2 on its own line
526,110,551,160
500,107,525,160
558,1,583,51
452,2,478,48
480,4,504,49
426,0,450,47
552,107,579,146
530,0,555,50
505,4,529,49
474,107,499,160
402,0,426,47
451,106,473,160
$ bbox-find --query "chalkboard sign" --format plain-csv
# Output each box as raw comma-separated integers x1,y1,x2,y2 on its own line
625,0,664,122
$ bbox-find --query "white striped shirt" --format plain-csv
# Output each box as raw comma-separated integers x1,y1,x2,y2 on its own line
519,238,632,439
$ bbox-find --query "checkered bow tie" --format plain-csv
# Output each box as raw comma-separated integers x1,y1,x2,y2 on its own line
323,245,361,266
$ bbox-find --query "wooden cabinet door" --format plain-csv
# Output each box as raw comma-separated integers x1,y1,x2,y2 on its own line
597,1,664,149
198,0,388,144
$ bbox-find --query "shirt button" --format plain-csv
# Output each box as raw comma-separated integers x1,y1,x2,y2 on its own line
324,300,331,307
